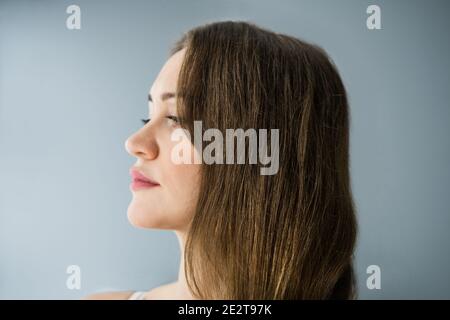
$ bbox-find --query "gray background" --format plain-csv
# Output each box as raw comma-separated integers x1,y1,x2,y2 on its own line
1,0,449,299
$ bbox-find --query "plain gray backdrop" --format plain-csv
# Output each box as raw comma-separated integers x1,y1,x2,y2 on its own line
1,0,449,299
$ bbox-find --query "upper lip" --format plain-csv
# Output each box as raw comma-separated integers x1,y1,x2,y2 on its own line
130,168,160,185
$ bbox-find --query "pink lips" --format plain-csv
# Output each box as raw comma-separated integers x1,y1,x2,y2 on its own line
129,168,160,191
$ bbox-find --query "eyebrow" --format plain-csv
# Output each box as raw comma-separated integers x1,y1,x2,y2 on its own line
148,92,177,103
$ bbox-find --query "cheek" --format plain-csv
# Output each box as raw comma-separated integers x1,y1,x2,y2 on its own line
159,136,202,216
164,156,201,207
164,130,202,196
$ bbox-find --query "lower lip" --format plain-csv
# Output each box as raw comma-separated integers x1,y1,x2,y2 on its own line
130,180,160,191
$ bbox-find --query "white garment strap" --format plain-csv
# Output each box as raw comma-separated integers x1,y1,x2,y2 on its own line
128,291,146,300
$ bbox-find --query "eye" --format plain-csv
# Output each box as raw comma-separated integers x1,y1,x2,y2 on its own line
141,116,180,127
141,118,151,125
166,115,179,124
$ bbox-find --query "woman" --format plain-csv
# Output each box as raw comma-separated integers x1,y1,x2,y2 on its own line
86,20,358,300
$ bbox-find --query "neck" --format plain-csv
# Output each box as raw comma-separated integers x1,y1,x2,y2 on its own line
174,229,197,300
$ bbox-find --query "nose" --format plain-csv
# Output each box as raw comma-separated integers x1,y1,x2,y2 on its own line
125,127,159,160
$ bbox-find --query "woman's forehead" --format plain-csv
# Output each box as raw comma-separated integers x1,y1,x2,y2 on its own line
149,48,186,100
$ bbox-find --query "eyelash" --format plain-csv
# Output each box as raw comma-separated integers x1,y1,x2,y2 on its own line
141,118,150,125
141,116,179,125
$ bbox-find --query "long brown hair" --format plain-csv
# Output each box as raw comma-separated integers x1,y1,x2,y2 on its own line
171,21,358,299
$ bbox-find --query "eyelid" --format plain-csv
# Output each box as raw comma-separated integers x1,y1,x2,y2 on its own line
140,115,179,126
166,115,179,123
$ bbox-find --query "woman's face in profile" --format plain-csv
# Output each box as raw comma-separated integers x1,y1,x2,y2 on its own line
125,48,201,231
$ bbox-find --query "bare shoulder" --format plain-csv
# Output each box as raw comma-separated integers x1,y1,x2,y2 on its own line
82,290,135,300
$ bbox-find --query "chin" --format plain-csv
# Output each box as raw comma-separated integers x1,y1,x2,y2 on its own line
126,206,176,230
127,205,158,228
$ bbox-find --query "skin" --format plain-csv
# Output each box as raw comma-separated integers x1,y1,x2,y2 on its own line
84,48,201,300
